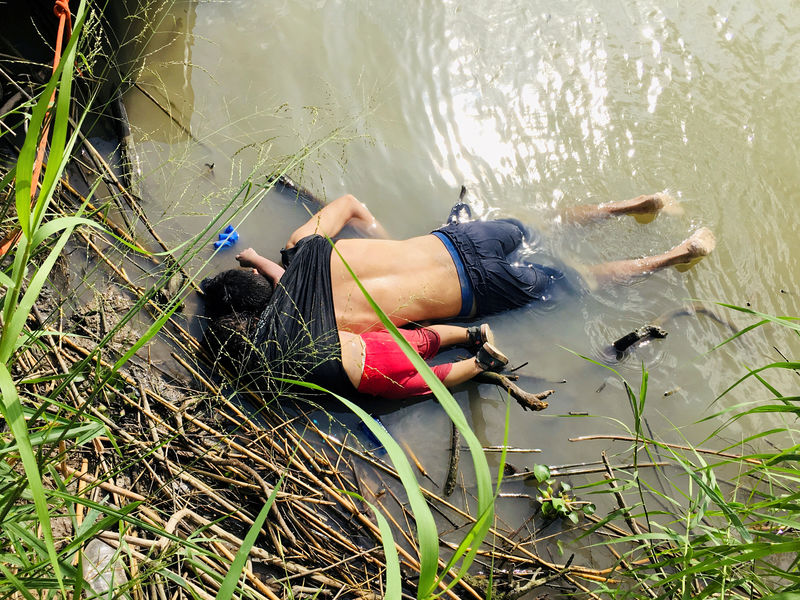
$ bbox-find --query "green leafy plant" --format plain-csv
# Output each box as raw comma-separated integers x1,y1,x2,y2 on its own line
532,464,595,524
0,3,91,595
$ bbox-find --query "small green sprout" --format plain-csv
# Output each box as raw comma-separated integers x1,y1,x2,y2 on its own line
532,464,595,524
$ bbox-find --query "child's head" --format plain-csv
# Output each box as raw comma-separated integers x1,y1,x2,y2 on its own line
203,313,253,364
200,269,273,318
201,311,259,376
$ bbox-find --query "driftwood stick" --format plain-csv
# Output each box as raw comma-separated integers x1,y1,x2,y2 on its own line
503,461,667,481
443,421,460,497
59,177,151,256
601,452,642,537
402,441,439,488
570,434,763,465
473,371,553,411
133,82,201,144
612,325,668,354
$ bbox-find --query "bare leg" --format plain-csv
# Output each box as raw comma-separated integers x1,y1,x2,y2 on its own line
562,193,681,225
425,324,470,347
585,227,716,286
441,357,485,387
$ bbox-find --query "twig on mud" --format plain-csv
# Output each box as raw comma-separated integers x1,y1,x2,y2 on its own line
601,452,660,599
570,434,763,465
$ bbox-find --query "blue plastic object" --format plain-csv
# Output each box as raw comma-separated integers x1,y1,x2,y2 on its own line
214,224,239,249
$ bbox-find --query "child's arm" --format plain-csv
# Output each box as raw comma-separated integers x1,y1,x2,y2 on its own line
235,248,285,284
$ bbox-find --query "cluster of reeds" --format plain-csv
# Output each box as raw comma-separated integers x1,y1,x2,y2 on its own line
564,306,800,599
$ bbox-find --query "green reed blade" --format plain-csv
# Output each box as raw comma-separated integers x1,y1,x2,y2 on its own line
0,563,37,600
215,474,284,600
342,492,401,600
716,361,800,401
32,8,88,233
0,364,64,593
326,240,495,597
0,222,79,363
0,421,102,458
30,216,104,251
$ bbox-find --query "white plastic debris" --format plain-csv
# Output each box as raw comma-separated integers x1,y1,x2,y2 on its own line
82,538,128,596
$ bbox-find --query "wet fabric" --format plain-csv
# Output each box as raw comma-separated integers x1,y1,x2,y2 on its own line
357,328,454,399
253,235,349,396
433,220,566,315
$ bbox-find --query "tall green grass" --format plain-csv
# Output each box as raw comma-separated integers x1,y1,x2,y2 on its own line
582,303,800,599
0,4,307,599
0,3,92,595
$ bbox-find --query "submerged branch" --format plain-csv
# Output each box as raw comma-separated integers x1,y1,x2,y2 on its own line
473,371,553,410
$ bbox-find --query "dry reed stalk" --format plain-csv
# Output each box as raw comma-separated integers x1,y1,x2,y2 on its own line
571,434,763,465
309,416,613,583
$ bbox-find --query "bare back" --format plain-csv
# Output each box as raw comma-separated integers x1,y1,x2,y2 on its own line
330,234,462,332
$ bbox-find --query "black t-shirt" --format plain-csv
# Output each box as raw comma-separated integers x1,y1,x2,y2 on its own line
251,235,349,397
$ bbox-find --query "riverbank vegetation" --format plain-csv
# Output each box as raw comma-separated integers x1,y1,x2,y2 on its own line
567,309,800,599
1,2,798,599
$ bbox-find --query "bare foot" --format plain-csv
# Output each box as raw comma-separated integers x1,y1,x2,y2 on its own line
630,192,684,223
674,227,716,271
627,193,665,214
656,192,684,217
563,192,681,225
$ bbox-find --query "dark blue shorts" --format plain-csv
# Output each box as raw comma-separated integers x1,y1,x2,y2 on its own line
434,220,570,316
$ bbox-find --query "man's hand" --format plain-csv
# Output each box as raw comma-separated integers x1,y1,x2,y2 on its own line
235,247,261,269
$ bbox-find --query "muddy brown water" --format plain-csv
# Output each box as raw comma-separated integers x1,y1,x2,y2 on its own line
112,0,799,565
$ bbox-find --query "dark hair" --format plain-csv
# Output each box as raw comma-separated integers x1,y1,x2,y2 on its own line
201,311,260,377
200,269,273,318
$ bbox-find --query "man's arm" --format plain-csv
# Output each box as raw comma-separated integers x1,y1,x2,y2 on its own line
236,248,285,283
285,194,389,249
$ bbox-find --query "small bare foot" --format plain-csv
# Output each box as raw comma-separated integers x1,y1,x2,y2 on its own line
675,227,716,272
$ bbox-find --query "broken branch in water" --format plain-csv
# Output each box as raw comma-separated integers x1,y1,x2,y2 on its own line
473,371,553,411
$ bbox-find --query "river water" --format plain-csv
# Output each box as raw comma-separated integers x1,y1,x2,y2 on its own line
120,0,800,559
